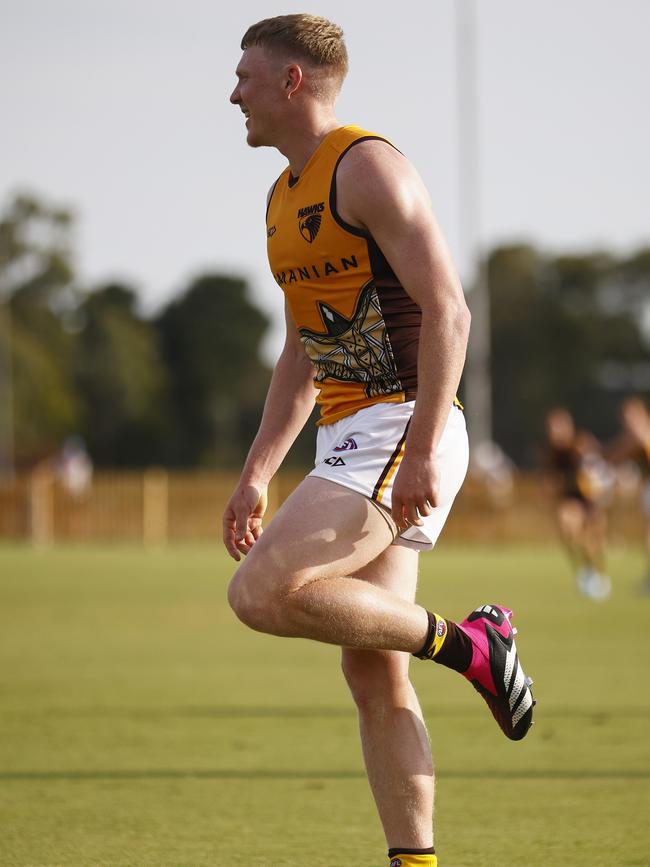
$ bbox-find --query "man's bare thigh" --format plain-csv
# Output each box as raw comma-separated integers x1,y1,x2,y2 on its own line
237,476,396,592
352,544,419,600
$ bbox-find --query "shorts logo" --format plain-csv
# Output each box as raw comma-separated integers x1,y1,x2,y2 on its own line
436,619,447,638
267,225,276,238
390,860,402,867
333,438,358,452
324,456,346,467
297,202,325,243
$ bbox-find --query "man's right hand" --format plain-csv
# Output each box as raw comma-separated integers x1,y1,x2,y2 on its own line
222,483,268,561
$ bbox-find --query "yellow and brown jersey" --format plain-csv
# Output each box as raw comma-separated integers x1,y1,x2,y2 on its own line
544,444,593,502
266,125,421,425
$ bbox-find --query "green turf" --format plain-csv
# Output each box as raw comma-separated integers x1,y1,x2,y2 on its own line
1,543,649,866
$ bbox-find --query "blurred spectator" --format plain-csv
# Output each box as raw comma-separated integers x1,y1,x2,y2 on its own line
470,440,516,506
56,436,93,498
542,407,612,600
607,397,650,593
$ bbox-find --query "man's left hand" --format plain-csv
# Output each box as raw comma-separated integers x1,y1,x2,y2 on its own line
391,453,439,531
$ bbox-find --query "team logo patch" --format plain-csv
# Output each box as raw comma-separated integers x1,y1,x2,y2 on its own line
436,619,447,638
333,438,358,452
297,202,325,243
267,225,276,238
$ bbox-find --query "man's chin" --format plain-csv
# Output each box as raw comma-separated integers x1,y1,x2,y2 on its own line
246,131,266,148
246,124,274,149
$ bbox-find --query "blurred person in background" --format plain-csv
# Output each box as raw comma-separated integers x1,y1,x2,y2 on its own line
542,407,612,600
56,435,93,498
607,396,650,593
470,440,516,507
55,435,93,541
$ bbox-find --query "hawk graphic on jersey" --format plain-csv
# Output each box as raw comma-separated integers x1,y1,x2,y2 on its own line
299,213,322,243
298,282,402,398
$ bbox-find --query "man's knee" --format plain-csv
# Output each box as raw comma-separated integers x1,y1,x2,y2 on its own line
342,649,411,713
227,558,310,635
228,564,278,633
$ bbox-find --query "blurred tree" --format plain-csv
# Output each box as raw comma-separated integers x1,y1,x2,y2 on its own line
156,274,272,466
0,193,75,305
610,247,650,321
75,284,171,466
0,192,81,468
488,245,650,465
1,311,79,465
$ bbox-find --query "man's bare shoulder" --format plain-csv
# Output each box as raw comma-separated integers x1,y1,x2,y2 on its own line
335,137,431,229
336,137,417,186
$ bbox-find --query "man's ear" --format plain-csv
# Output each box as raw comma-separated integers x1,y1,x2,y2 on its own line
284,64,303,98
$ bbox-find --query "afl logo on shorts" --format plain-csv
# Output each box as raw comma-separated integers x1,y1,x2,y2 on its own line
297,202,325,243
390,860,402,867
333,438,358,452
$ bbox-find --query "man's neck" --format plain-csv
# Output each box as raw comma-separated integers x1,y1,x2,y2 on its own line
277,114,341,177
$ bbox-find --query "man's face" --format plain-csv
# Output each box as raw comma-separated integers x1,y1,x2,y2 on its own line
546,410,574,447
230,45,287,148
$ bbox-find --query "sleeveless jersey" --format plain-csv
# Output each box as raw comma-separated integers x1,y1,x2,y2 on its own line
266,125,421,425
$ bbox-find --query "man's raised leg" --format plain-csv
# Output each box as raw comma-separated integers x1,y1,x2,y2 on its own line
227,477,430,651
227,476,535,742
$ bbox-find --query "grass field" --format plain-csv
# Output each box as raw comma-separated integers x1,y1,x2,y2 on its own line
1,543,649,867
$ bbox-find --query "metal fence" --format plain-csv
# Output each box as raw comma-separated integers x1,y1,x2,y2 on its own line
0,467,645,546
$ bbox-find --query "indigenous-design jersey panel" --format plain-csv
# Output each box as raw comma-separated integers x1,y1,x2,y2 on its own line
266,125,421,425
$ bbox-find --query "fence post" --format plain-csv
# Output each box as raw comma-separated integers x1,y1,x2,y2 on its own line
29,465,54,547
143,468,169,547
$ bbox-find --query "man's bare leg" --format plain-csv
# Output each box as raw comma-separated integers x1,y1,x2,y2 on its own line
342,545,434,851
228,477,430,651
228,475,534,752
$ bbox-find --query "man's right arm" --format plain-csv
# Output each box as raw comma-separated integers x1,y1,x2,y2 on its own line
222,299,317,560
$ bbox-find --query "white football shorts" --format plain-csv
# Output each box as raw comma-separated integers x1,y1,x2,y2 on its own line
309,400,469,550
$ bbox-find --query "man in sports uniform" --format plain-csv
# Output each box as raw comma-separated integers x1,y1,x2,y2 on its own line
542,407,612,600
608,396,650,593
224,15,534,866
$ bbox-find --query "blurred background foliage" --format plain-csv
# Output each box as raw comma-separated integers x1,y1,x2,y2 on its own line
1,191,649,470
489,244,650,464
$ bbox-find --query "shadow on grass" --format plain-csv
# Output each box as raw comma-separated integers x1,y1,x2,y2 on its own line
5,705,650,720
1,768,649,782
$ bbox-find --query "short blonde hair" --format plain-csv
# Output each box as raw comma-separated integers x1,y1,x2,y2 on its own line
241,14,348,98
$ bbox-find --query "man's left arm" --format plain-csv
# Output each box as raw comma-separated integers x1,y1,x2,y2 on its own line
336,141,471,529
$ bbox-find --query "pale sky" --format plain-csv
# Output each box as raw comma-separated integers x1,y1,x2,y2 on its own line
2,0,649,359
